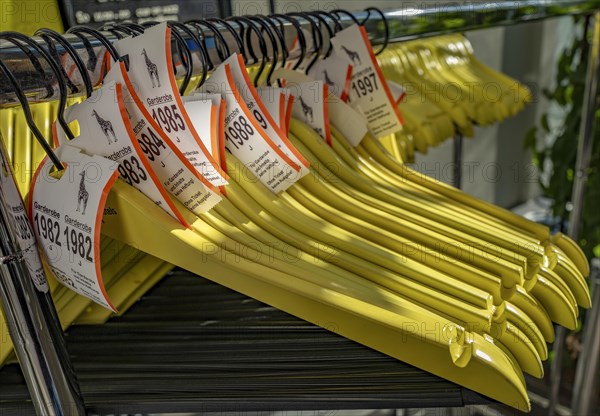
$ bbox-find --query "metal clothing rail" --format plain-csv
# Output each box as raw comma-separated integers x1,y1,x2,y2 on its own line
0,0,599,106
0,1,599,415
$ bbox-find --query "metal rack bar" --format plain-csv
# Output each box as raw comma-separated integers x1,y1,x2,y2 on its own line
378,0,600,42
572,258,600,416
0,1,599,107
452,133,464,189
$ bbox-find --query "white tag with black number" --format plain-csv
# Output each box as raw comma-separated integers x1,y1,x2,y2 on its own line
0,141,48,293
104,62,222,217
215,54,310,178
30,145,119,311
331,25,404,138
113,23,228,187
198,63,302,193
54,80,188,226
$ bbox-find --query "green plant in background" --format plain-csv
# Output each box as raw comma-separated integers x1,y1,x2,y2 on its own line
525,16,600,260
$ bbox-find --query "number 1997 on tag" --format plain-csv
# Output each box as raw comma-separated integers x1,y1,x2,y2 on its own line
351,73,379,99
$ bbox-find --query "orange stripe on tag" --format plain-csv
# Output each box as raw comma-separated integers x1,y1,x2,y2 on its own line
165,27,230,182
341,65,353,103
99,52,111,85
224,64,301,173
358,26,405,126
118,61,221,199
323,84,332,146
115,83,190,228
396,91,407,106
210,104,219,163
235,55,309,169
217,99,228,197
286,95,294,136
95,168,120,313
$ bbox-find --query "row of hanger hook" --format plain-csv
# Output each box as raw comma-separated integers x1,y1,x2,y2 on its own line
0,8,388,170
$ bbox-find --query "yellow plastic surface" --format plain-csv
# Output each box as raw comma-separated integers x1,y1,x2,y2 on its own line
0,103,173,364
99,176,531,411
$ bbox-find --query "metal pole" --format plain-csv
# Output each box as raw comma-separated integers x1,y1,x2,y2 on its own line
548,324,567,416
573,259,600,415
0,139,85,415
2,1,600,108
548,11,600,416
453,132,464,189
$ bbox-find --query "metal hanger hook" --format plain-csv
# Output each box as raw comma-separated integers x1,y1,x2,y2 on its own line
361,7,389,55
0,32,68,169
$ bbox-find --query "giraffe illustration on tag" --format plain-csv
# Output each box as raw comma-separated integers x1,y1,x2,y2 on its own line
340,45,361,66
142,48,161,88
92,110,117,144
76,170,89,214
323,70,335,90
298,96,314,123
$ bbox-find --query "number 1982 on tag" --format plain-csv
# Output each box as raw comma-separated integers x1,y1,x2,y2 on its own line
34,212,94,263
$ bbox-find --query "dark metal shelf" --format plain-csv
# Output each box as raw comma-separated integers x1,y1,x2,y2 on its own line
0,269,491,415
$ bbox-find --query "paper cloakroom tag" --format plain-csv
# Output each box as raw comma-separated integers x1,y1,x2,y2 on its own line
198,63,303,193
273,68,368,147
284,80,331,145
104,62,222,216
182,94,220,162
29,145,119,311
185,93,228,193
387,80,407,105
331,25,404,138
265,86,295,133
307,55,353,103
212,54,310,178
0,141,48,292
257,87,287,131
53,80,188,226
284,91,295,135
113,22,228,187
